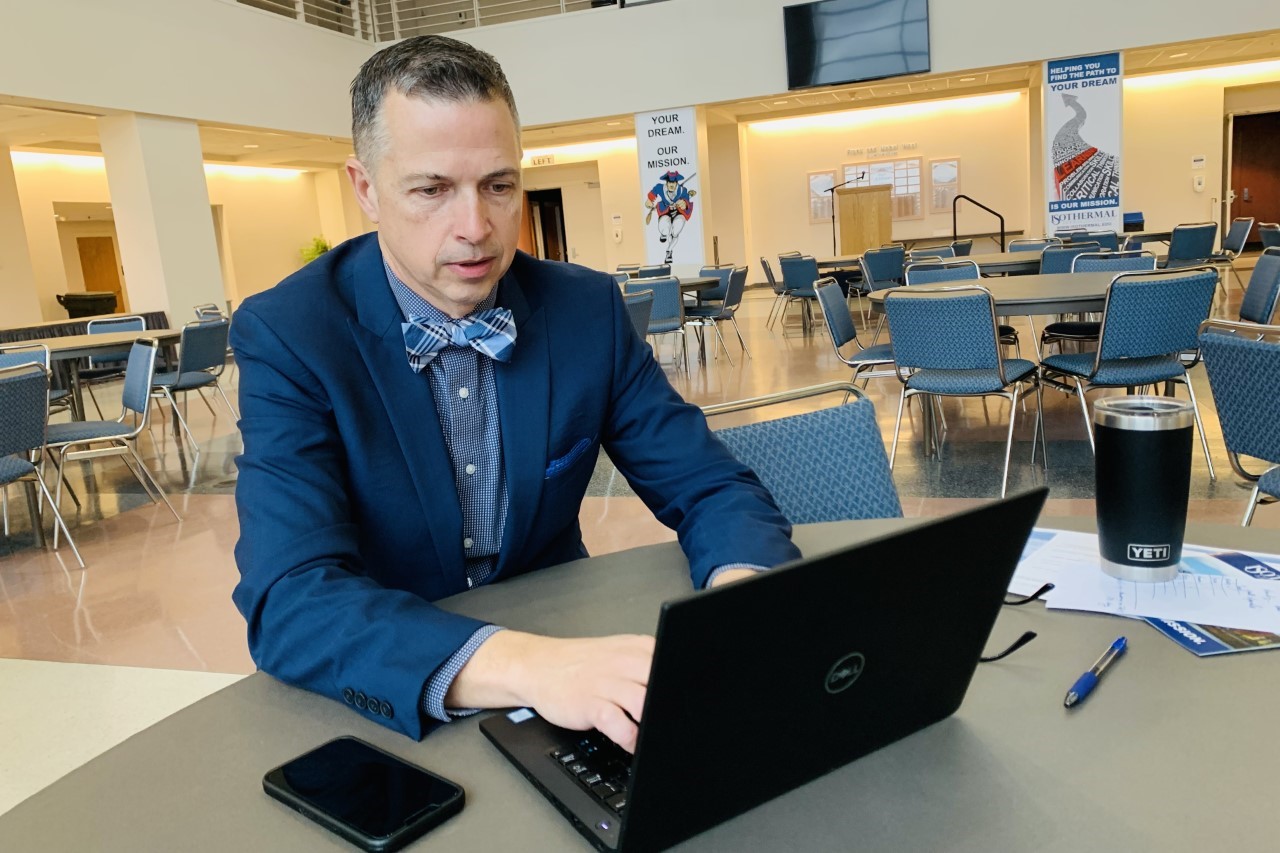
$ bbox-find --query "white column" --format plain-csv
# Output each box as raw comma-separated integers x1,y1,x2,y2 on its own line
98,114,224,320
0,146,42,325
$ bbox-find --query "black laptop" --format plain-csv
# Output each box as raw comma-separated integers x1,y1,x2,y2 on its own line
481,488,1047,851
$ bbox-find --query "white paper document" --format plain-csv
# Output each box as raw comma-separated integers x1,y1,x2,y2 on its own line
1013,529,1280,633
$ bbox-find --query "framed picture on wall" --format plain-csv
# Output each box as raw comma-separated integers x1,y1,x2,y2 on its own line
846,159,924,221
808,170,836,225
930,158,961,214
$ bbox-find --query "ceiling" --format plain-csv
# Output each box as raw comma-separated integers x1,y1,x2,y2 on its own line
3,29,1279,169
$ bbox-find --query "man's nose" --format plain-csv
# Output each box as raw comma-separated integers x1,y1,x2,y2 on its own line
454,191,492,243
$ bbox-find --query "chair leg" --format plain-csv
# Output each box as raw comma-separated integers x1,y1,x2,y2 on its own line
126,443,182,523
1,485,7,537
729,316,751,359
712,324,735,366
1001,389,1018,499
1243,484,1262,527
163,388,201,456
214,382,240,420
889,389,908,469
1073,380,1094,452
85,382,106,420
195,388,218,417
32,472,83,568
1033,381,1049,469
1178,375,1216,481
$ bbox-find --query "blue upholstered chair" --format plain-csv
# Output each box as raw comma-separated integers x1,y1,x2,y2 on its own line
760,257,791,330
611,272,630,286
616,263,641,277
695,265,732,303
907,245,955,262
1198,319,1280,525
635,264,671,279
1040,252,1158,352
1039,267,1219,479
0,363,83,567
1084,231,1120,251
622,288,654,341
80,315,147,419
1161,222,1218,269
0,342,71,418
150,319,238,457
624,277,687,373
1259,223,1280,250
703,382,902,524
883,285,1044,497
1209,216,1255,290
1009,237,1062,253
777,254,822,335
903,260,1020,355
45,339,181,545
814,278,894,387
854,245,906,322
1238,247,1280,326
685,266,751,364
1039,242,1100,275
951,239,974,256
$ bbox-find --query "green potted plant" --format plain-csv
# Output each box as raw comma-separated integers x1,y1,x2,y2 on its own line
300,236,332,264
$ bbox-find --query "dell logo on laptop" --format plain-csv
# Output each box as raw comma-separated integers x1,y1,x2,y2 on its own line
824,652,866,694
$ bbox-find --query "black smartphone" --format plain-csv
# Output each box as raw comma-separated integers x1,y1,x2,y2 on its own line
263,736,464,852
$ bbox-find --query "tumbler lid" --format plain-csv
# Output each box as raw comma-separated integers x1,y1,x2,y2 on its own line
1093,395,1194,431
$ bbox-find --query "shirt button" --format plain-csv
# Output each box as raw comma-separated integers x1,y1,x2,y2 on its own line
458,386,470,399
465,463,476,475
463,537,474,549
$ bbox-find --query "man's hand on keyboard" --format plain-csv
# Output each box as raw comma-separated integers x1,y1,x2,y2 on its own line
446,630,655,752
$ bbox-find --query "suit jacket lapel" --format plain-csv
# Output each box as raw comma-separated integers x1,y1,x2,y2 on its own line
347,239,467,589
494,269,549,576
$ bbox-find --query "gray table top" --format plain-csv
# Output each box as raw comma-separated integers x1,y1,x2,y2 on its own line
869,272,1115,316
821,251,1041,275
15,329,181,361
3,517,1276,852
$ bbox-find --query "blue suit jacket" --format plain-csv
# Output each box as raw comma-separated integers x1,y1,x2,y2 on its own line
231,233,799,738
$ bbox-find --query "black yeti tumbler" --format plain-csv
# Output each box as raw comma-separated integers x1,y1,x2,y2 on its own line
1093,396,1194,582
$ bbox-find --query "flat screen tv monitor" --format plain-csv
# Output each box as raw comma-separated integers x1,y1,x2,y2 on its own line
784,0,930,90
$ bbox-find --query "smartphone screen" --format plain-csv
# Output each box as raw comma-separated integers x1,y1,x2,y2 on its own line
264,737,463,851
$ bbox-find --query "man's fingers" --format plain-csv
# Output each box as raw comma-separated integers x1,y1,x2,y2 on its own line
593,703,640,754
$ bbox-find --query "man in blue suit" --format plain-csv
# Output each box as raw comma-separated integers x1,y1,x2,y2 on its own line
231,35,798,752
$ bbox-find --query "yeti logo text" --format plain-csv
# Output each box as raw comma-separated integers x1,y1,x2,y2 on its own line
824,652,866,694
1127,544,1170,562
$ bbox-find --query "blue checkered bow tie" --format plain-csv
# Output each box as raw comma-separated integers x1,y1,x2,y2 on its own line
402,308,517,372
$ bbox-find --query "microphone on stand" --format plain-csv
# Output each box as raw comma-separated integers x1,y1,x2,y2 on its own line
827,173,868,257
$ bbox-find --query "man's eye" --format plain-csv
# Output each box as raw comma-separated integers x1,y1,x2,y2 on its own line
489,183,514,194
417,186,442,197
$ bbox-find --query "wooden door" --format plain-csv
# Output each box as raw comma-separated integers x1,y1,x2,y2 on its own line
76,236,126,312
1229,112,1280,247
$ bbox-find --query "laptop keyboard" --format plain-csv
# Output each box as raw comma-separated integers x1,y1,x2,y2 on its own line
550,732,633,813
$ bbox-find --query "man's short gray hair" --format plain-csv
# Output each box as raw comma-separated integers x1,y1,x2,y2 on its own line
351,35,520,169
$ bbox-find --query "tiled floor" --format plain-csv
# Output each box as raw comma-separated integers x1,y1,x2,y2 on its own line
1,258,1274,681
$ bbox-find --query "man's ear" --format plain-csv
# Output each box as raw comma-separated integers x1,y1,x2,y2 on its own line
346,156,380,224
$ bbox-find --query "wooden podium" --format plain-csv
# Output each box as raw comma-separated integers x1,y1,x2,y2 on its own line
835,186,892,255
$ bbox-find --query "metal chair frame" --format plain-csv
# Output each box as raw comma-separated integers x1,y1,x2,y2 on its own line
684,266,750,365
814,278,894,387
1198,319,1280,525
150,319,238,456
0,363,83,567
882,285,1046,498
1039,267,1218,480
81,314,147,419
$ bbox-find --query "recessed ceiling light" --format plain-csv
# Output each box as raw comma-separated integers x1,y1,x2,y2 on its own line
1169,52,1189,59
606,121,621,126
243,144,260,149
773,100,789,105
959,76,976,82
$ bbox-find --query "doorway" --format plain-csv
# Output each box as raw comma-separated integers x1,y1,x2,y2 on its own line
526,189,567,262
1228,111,1280,248
76,235,127,312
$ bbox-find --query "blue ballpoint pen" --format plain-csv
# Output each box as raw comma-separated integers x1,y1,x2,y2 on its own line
1063,636,1127,708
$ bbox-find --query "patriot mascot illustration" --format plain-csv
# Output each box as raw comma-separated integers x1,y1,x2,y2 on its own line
645,170,697,264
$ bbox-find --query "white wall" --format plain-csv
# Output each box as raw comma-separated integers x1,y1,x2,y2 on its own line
2,0,1275,134
11,153,324,319
742,93,1031,263
523,161,607,272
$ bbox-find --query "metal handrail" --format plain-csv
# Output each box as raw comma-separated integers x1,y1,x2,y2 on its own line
952,194,1007,251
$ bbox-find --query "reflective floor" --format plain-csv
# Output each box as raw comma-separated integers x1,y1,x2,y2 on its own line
1,258,1274,678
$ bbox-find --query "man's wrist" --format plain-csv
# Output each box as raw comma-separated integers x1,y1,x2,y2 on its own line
422,624,505,722
705,563,768,589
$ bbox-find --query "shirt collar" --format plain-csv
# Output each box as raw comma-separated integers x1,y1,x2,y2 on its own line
384,260,498,324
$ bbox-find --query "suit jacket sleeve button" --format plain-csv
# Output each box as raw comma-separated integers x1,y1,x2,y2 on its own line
380,701,393,719
354,692,367,710
342,688,355,704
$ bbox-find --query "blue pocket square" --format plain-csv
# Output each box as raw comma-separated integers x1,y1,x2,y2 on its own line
545,436,594,479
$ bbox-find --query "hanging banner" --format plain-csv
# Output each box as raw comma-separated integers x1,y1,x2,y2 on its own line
635,106,704,267
1044,52,1122,234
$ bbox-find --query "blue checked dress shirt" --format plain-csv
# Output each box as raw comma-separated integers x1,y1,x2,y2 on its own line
385,264,508,723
